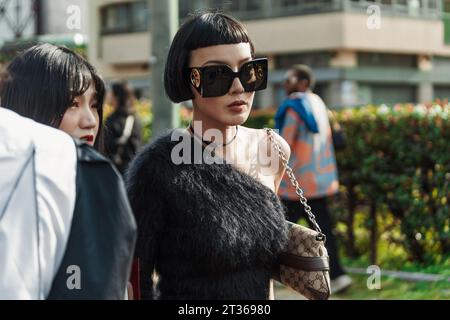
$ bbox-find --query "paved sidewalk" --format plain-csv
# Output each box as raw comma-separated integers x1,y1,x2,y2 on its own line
274,284,342,300
274,268,450,300
345,267,450,282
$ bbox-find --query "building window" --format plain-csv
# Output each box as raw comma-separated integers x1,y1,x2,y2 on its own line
132,1,149,32
281,0,300,7
244,0,262,11
100,1,149,35
281,0,331,7
275,52,332,69
179,1,191,20
349,0,441,18
207,0,261,12
358,53,417,68
278,0,335,15
433,56,450,70
443,0,450,44
102,4,128,34
180,0,441,21
434,85,450,100
360,83,416,105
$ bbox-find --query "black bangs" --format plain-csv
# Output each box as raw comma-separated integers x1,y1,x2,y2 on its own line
69,63,105,113
92,71,106,112
56,46,102,118
184,12,254,54
0,70,10,105
69,65,93,105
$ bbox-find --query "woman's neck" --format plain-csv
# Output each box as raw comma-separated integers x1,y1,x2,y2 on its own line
191,109,237,145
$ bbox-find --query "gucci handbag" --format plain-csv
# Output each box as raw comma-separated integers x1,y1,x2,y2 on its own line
266,128,331,300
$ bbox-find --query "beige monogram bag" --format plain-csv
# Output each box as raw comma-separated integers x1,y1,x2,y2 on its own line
266,128,331,300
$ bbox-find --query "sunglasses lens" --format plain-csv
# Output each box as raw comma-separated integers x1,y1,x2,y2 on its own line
202,66,233,98
240,59,268,93
193,59,268,98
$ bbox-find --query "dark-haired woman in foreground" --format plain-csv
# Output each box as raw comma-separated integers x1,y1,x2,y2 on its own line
127,11,291,300
1,43,105,150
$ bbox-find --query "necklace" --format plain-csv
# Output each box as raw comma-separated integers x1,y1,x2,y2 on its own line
187,122,238,149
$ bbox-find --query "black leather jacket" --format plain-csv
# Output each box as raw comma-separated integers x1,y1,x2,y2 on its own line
47,141,137,299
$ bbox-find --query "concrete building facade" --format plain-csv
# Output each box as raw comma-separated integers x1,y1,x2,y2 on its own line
88,0,450,108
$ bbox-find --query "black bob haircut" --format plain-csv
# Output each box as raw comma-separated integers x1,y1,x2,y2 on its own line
164,11,255,103
0,43,106,151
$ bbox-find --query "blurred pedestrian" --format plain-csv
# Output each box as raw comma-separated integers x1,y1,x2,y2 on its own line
104,80,142,175
275,64,352,294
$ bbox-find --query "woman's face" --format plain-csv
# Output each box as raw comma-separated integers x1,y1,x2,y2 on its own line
59,84,99,146
189,42,255,126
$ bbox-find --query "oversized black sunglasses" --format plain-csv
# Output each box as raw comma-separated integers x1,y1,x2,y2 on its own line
188,58,268,98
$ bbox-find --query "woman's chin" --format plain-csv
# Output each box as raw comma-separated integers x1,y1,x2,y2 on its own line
223,111,251,126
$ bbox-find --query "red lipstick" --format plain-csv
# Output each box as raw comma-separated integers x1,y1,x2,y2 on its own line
80,135,94,145
227,100,247,113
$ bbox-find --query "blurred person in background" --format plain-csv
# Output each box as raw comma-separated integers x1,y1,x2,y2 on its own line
104,80,142,175
275,64,352,294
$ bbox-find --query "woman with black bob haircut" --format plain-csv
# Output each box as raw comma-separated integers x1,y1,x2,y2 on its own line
1,43,105,150
127,11,291,300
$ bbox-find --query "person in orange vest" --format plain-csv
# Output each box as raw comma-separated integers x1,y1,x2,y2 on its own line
275,64,352,294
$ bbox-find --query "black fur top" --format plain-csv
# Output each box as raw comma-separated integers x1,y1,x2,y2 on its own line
126,129,288,300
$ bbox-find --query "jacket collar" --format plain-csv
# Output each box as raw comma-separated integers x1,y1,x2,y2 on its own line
74,139,109,163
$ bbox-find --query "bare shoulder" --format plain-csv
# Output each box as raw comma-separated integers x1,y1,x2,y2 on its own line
242,126,291,173
267,129,291,162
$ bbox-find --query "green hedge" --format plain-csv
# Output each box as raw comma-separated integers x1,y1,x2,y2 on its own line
244,105,450,265
334,105,450,265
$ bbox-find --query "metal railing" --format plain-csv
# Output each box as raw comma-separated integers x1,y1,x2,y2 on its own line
193,0,444,21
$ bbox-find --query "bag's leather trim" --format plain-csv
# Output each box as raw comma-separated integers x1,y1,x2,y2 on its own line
279,254,330,271
307,286,331,300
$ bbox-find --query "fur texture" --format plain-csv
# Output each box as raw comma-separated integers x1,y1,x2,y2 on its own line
126,129,288,300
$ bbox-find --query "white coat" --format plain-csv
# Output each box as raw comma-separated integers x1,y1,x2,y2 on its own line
0,108,76,299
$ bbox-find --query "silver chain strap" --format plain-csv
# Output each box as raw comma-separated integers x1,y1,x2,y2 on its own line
265,128,324,237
